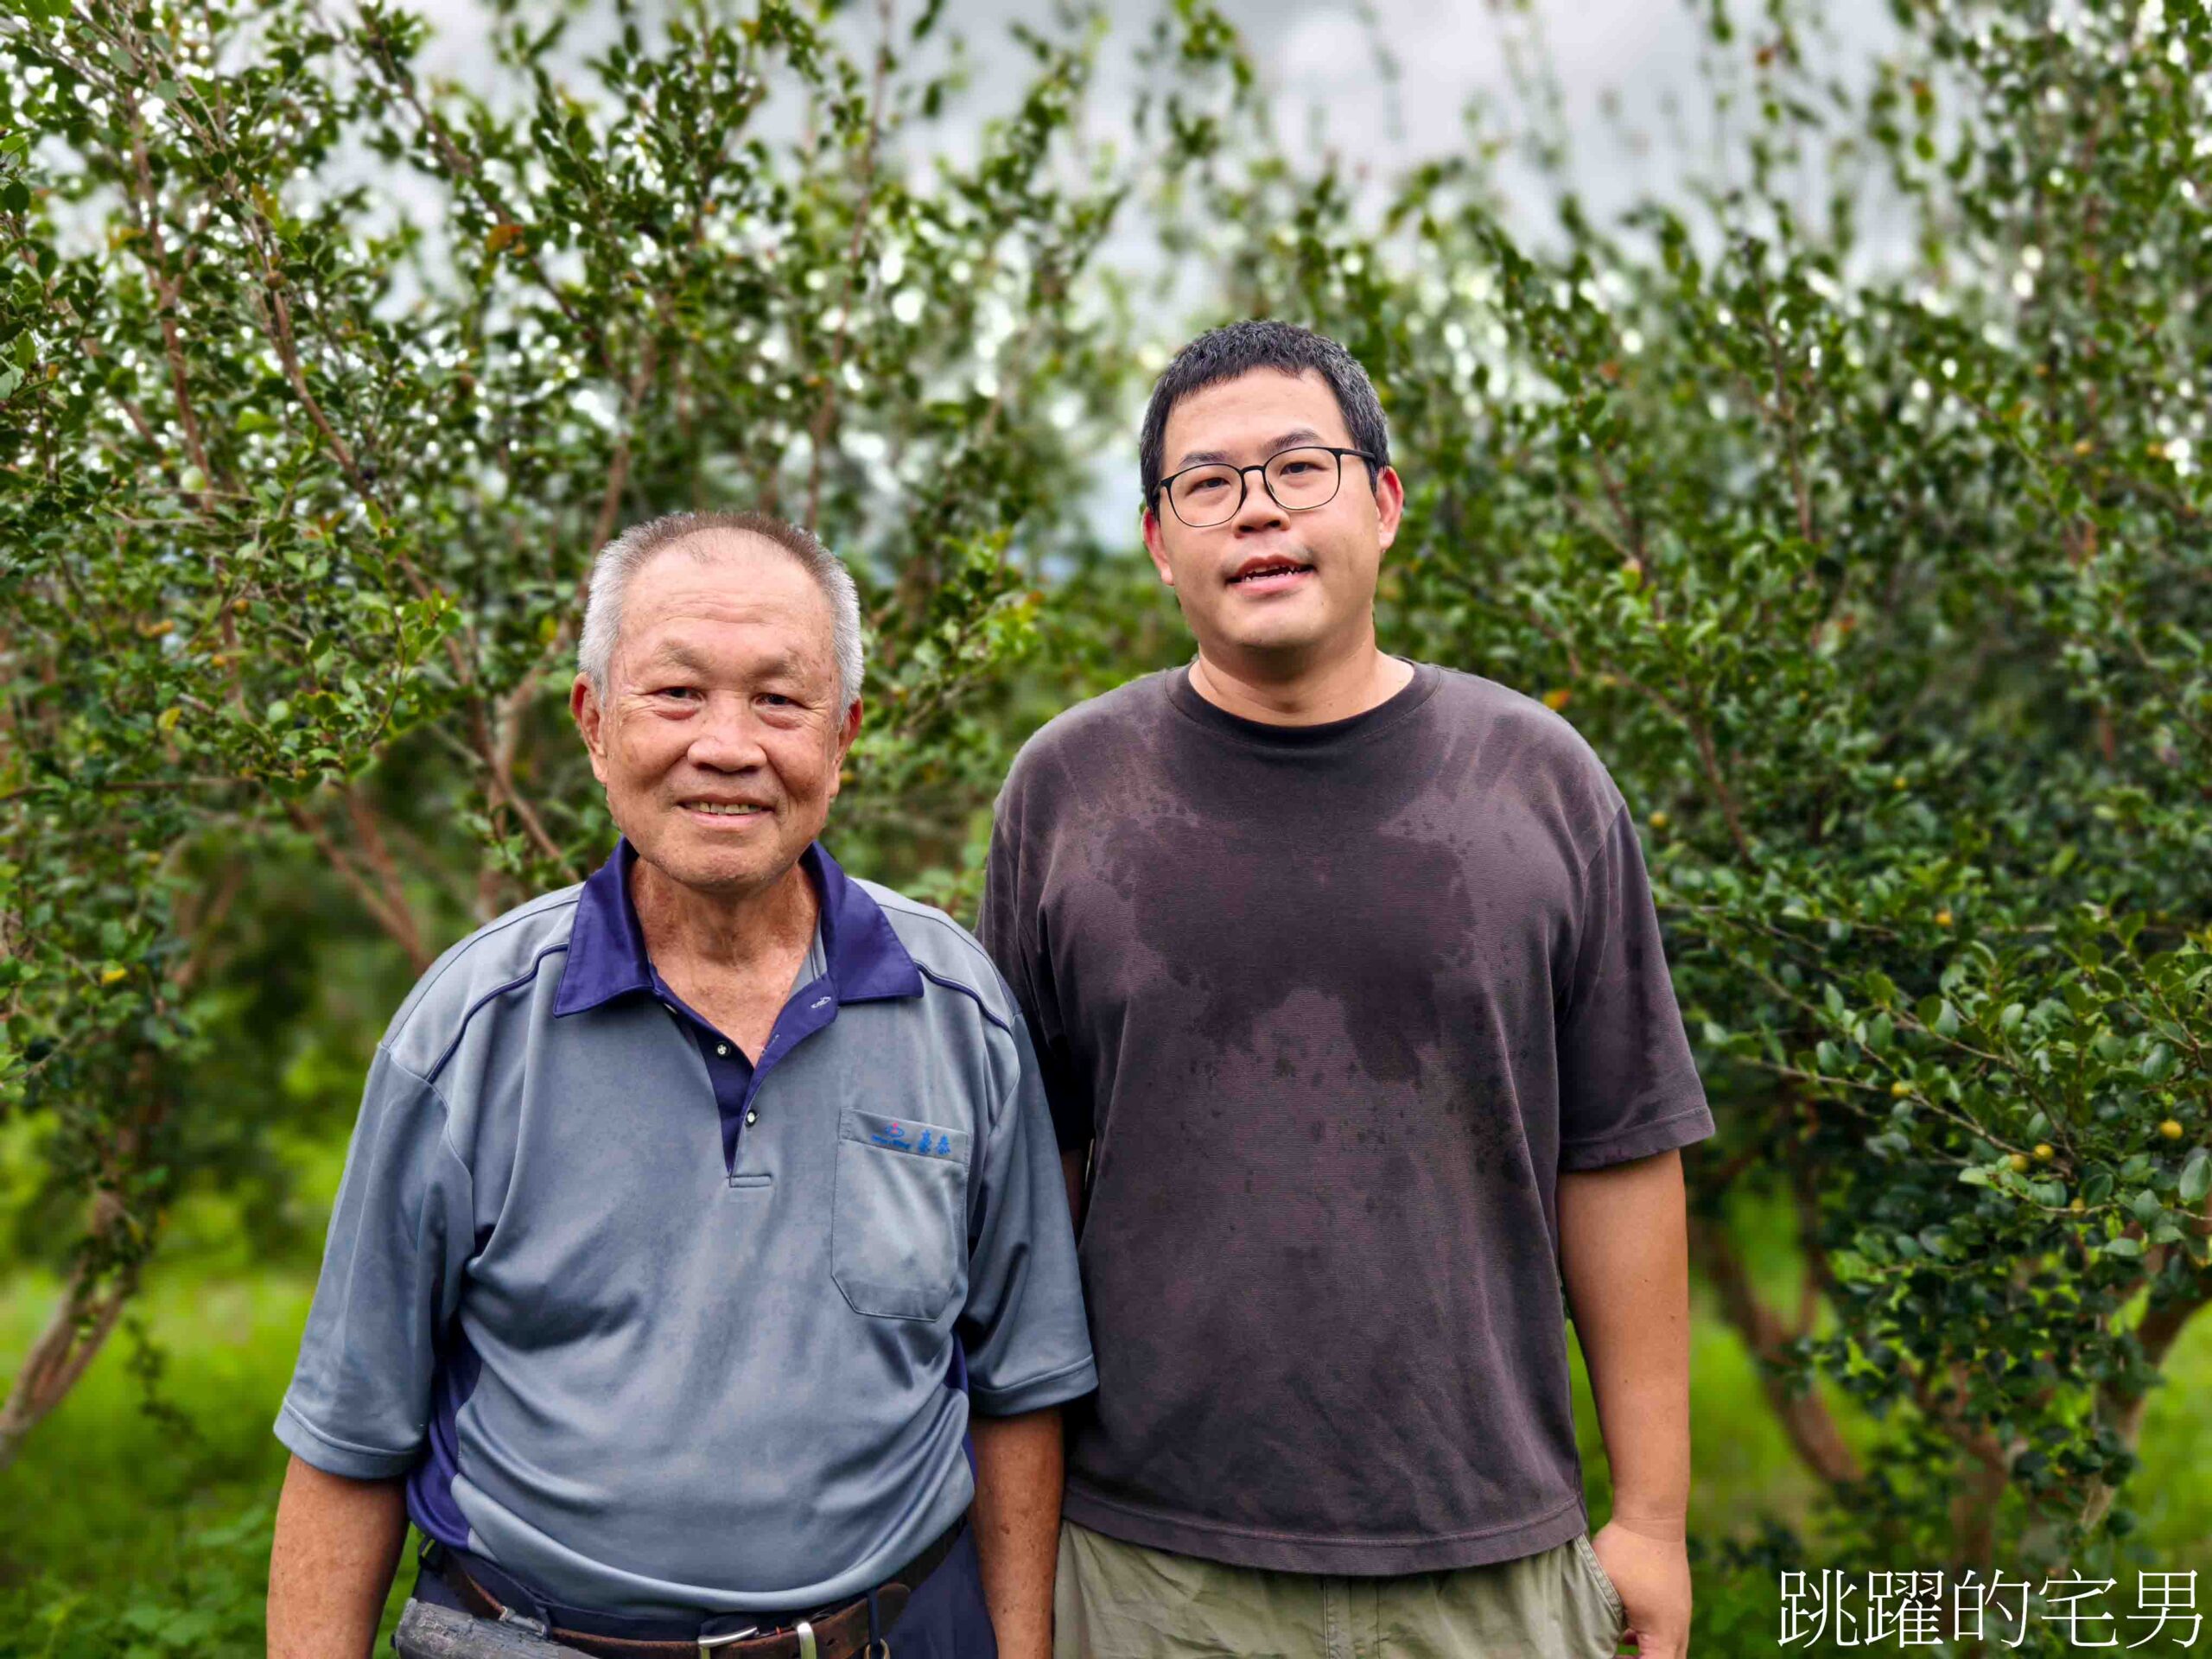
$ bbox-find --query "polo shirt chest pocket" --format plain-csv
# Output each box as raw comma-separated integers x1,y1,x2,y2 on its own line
830,1108,972,1321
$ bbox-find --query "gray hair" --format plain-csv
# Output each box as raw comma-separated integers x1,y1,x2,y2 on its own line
577,511,865,710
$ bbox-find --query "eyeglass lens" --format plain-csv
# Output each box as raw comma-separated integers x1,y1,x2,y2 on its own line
1168,448,1344,527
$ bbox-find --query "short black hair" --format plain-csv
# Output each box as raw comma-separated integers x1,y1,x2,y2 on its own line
1138,320,1390,507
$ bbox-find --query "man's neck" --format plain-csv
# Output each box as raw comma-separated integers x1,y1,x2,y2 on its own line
1187,636,1414,728
629,853,819,978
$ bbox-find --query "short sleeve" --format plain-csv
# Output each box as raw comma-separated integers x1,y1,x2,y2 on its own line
978,761,1092,1151
1556,803,1715,1170
274,1046,476,1478
957,1013,1097,1417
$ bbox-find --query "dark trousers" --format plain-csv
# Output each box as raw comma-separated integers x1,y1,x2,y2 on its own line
407,1522,998,1658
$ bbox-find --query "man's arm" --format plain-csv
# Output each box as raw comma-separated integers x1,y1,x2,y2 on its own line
268,1455,410,1659
969,1408,1065,1659
1558,1147,1694,1659
1060,1147,1087,1232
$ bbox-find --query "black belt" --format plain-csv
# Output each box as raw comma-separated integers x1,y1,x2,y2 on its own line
420,1519,963,1659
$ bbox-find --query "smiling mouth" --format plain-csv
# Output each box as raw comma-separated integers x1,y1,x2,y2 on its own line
683,801,772,818
1229,560,1314,586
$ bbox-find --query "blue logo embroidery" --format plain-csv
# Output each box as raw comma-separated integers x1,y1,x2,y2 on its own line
868,1121,956,1157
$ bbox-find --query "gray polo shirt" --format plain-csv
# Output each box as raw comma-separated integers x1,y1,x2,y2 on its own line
276,839,1095,1617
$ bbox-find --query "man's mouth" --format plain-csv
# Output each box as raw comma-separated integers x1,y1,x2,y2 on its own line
682,800,772,818
1228,558,1315,588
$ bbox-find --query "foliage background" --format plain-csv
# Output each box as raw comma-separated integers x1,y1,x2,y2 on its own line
2,0,2208,1655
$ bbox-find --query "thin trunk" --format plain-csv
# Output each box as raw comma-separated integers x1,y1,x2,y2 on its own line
1687,1211,1865,1488
0,1240,136,1472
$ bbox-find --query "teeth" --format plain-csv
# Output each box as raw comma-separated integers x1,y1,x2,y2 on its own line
690,803,765,816
1235,565,1306,582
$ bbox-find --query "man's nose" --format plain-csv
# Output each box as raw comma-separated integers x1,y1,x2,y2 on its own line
1230,467,1288,534
687,697,769,770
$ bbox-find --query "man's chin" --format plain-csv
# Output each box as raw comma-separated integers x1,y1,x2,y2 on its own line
1207,619,1333,660
639,830,799,897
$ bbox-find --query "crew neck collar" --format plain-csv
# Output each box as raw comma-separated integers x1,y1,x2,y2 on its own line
1166,658,1440,750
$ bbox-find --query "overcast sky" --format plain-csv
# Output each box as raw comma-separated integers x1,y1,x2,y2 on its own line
404,0,1904,242
384,0,1904,537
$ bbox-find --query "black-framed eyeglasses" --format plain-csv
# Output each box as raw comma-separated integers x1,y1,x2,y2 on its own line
1151,445,1381,529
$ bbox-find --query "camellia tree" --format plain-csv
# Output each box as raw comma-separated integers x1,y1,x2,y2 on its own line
3,0,2209,1646
1149,0,2210,1628
0,0,1137,1465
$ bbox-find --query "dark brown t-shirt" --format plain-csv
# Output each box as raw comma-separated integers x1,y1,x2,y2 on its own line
978,660,1714,1575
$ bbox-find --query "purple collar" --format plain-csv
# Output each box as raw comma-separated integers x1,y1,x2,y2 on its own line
552,837,924,1017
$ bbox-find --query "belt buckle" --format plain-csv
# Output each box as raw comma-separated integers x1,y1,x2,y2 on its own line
697,1624,759,1659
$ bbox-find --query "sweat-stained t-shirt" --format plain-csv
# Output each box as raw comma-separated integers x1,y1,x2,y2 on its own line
976,659,1715,1577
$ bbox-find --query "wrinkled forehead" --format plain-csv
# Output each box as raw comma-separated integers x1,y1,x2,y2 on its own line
1161,368,1353,469
618,533,836,671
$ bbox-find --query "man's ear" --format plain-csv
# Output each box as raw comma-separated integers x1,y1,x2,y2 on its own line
827,697,864,802
571,673,611,787
1373,464,1407,552
1141,505,1176,588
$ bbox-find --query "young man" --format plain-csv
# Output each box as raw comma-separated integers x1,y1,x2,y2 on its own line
269,512,1094,1659
980,322,1713,1659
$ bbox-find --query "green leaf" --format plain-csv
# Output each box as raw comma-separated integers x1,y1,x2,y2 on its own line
2182,1149,2211,1206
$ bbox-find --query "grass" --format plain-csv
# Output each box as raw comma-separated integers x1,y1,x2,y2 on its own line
0,1268,414,1659
4,1236,2209,1659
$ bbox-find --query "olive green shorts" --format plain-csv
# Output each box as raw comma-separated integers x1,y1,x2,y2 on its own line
1054,1519,1630,1659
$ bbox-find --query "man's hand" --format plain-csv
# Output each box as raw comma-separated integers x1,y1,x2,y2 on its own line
969,1408,1064,1659
268,1454,409,1659
1591,1517,1691,1658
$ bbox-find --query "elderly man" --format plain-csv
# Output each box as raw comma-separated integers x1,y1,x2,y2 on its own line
267,511,1094,1659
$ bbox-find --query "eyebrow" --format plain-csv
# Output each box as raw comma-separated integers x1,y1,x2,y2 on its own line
1171,428,1327,472
636,643,810,683
639,643,715,677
